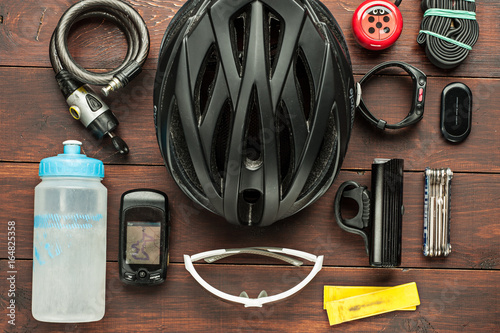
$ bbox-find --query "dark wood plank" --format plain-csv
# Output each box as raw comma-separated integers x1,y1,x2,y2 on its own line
0,67,162,165
344,74,500,172
0,0,498,332
1,260,499,332
0,0,497,77
0,67,498,172
2,163,499,269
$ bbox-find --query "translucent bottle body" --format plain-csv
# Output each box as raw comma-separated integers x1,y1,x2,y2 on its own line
32,177,107,323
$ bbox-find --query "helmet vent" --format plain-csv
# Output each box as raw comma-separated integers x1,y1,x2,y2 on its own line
277,102,294,198
211,99,233,194
195,44,219,123
242,189,261,204
244,90,263,168
238,189,264,226
230,10,248,76
170,99,203,193
266,10,283,77
294,49,314,124
299,106,338,199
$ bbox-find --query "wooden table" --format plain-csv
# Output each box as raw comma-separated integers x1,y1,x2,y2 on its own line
1,0,498,332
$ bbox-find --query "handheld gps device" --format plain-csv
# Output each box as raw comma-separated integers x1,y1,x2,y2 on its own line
119,189,170,285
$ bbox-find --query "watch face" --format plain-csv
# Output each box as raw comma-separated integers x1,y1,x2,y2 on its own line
126,221,162,265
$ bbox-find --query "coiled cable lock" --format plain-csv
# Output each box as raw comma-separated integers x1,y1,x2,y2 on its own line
50,0,150,154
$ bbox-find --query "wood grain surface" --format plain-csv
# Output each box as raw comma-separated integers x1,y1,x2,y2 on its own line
1,163,500,270
0,0,499,77
1,261,499,332
1,68,498,172
0,0,499,332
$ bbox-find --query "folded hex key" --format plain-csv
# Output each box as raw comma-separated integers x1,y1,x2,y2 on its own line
423,168,453,257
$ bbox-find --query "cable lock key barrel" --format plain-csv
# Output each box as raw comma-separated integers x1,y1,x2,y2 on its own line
50,0,150,154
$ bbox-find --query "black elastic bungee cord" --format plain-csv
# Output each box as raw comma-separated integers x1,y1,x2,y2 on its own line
417,0,479,69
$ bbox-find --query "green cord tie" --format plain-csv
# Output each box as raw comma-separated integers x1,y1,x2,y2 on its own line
424,9,477,20
419,30,473,50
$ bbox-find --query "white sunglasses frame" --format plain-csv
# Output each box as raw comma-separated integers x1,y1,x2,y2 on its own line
184,247,324,308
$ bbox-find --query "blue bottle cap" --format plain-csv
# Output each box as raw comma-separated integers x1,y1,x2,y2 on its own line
39,140,104,178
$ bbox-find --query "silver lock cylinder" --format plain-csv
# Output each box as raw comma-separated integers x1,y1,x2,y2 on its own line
66,85,110,127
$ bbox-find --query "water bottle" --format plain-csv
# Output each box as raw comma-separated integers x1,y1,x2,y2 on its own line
32,140,107,323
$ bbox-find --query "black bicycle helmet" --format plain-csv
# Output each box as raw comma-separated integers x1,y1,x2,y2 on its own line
154,0,356,226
